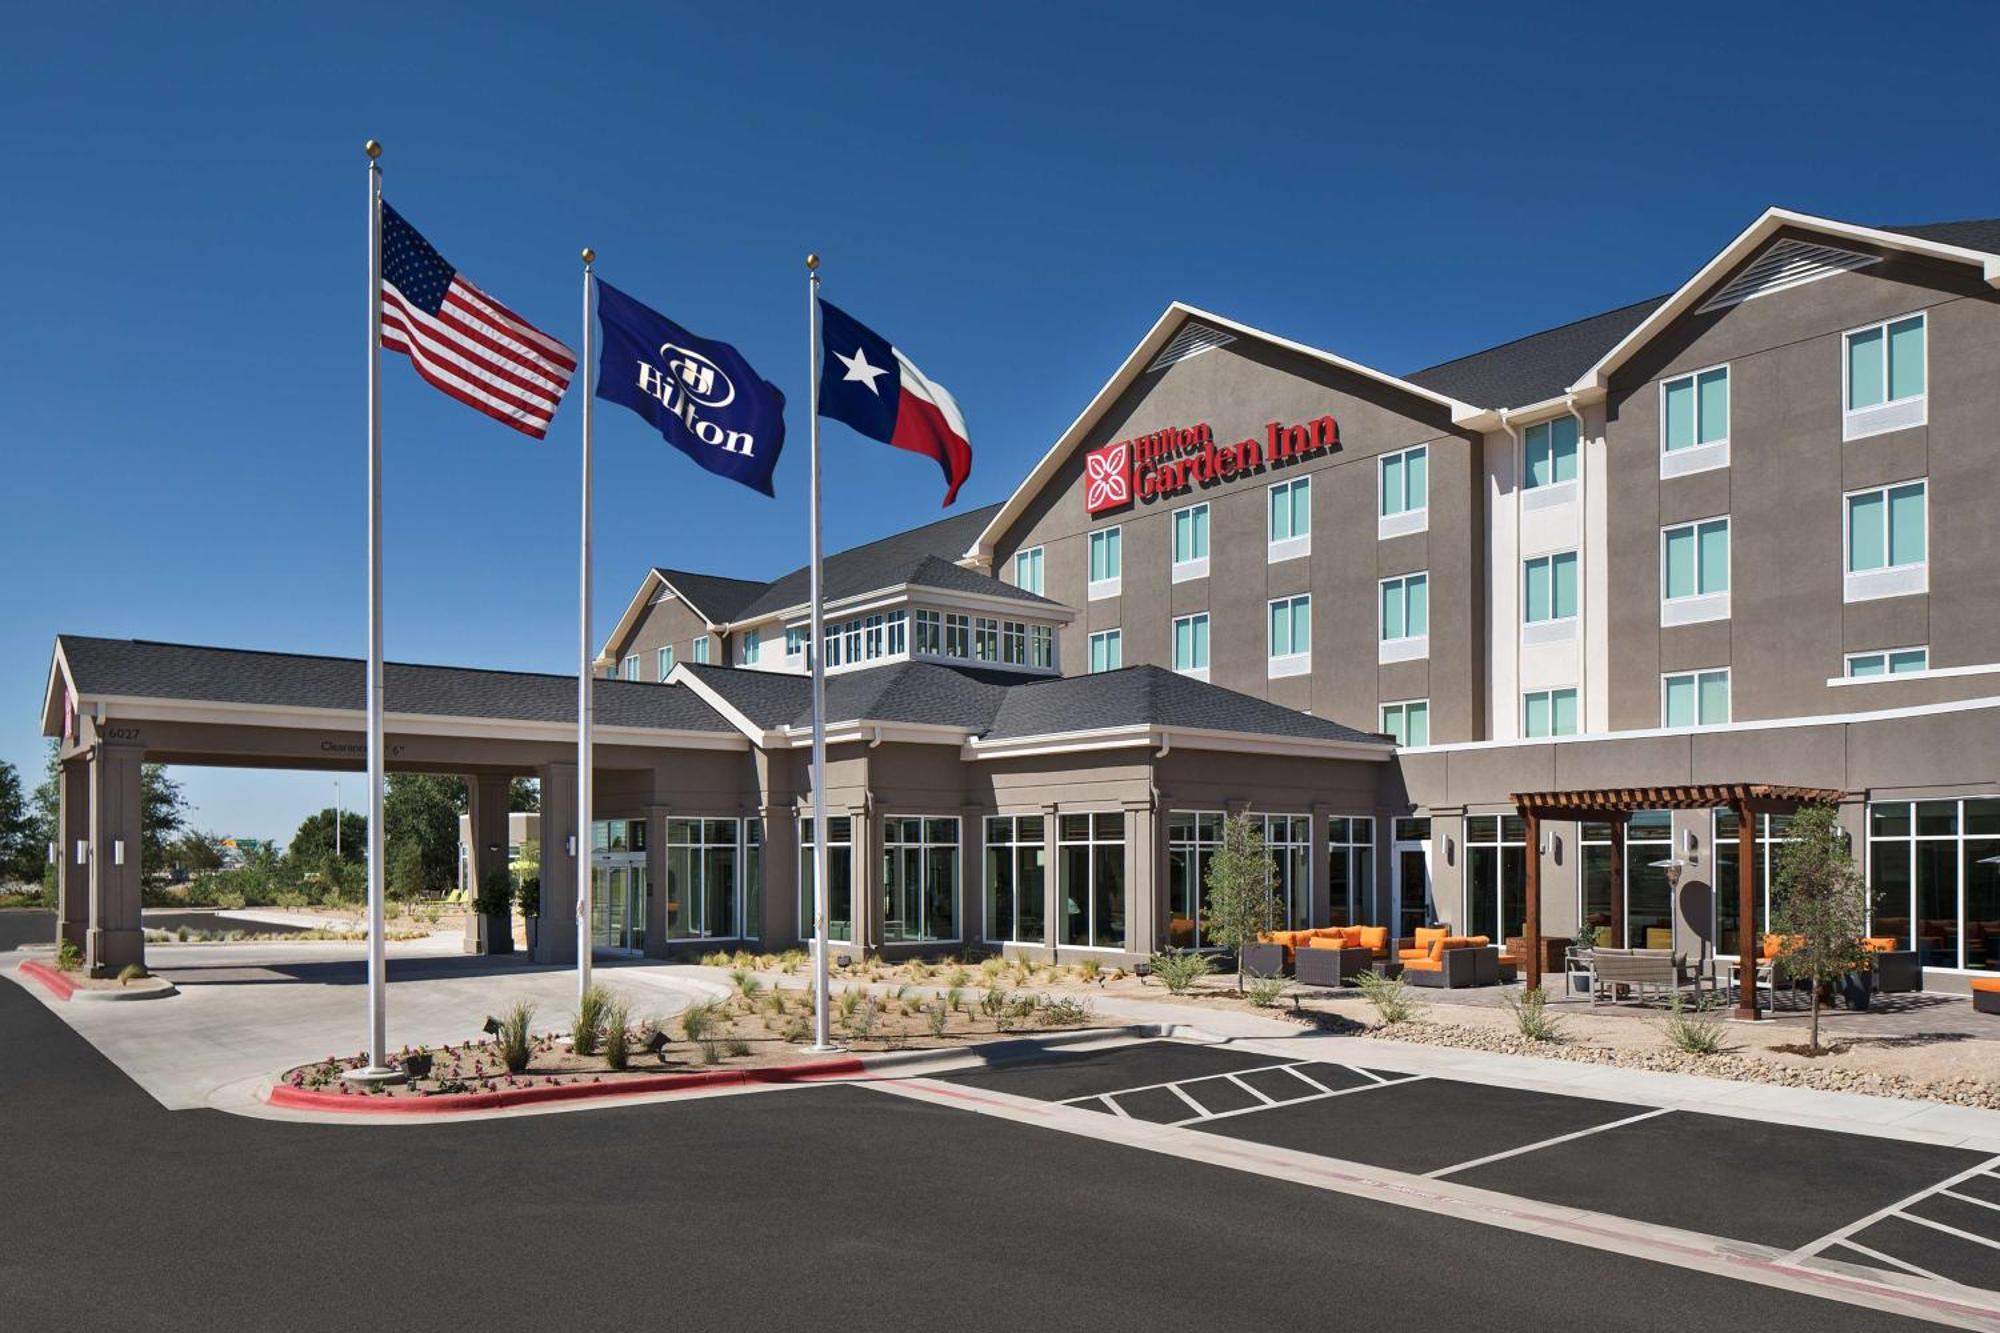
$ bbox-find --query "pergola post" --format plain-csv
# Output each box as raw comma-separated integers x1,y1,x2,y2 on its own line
1733,797,1762,1021
1523,810,1542,992
1609,813,1627,948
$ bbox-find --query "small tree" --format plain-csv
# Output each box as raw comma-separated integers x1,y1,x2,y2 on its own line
1203,812,1282,993
1769,804,1867,1053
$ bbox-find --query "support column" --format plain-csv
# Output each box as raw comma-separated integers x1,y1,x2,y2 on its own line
56,757,89,954
463,774,514,954
760,802,795,947
86,742,145,976
1733,798,1762,1021
1124,798,1157,959
1523,810,1542,992
643,803,669,952
851,805,878,955
1609,813,1628,948
1041,803,1061,958
535,761,579,965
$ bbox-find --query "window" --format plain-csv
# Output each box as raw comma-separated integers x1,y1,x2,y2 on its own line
1166,813,1222,948
1029,625,1055,670
1172,613,1210,678
1172,502,1210,580
887,610,907,656
1465,814,1528,944
1327,817,1375,927
881,816,958,943
1661,518,1730,625
691,637,711,665
1662,669,1729,727
862,616,884,660
973,617,999,662
1379,573,1428,662
985,815,1046,944
1714,808,1801,957
1087,527,1122,598
623,654,640,680
1522,687,1579,737
1866,797,2000,971
1379,445,1428,538
1268,476,1311,560
1580,811,1677,951
798,815,854,944
664,818,739,940
1523,417,1578,490
1380,699,1429,747
1060,812,1125,950
1523,552,1579,624
605,659,619,680
944,613,971,658
1088,629,1122,673
913,609,941,656
1001,621,1027,666
1268,594,1310,676
842,621,861,663
1845,313,1926,440
1014,546,1045,596
742,628,761,666
1262,814,1313,932
1846,647,1928,677
657,646,674,680
785,627,807,664
1660,365,1729,475
1845,481,1927,601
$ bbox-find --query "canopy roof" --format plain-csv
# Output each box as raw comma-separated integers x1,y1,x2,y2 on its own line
1508,783,1847,821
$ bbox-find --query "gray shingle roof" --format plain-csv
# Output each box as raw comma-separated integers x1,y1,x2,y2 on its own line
1882,219,2000,252
56,636,736,733
649,568,768,626
1404,295,1665,408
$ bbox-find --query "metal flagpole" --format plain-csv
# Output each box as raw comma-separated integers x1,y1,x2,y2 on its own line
350,138,396,1086
807,254,836,1052
577,248,597,1007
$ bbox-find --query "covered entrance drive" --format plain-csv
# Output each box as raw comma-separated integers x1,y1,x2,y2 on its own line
1510,783,1847,1018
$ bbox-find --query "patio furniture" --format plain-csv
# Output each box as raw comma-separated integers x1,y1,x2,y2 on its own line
1975,978,2000,1016
1396,925,1452,964
1589,947,1705,1006
1403,935,1499,989
1861,938,1923,994
1296,939,1374,987
1239,941,1287,977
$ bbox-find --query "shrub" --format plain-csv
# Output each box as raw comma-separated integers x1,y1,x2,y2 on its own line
725,1037,750,1058
1655,991,1725,1056
602,999,633,1070
946,966,971,988
1503,986,1563,1043
117,963,148,985
1354,969,1423,1025
699,1038,723,1065
848,999,878,1041
1204,813,1283,992
1245,974,1289,1008
517,876,539,919
944,986,965,1014
927,1000,949,1038
730,970,764,1000
572,984,612,1056
699,951,731,968
836,988,863,1022
1149,951,1213,996
1770,804,1869,1054
978,985,1008,1018
55,938,82,972
681,998,721,1045
496,1001,535,1073
783,1015,811,1043
1040,995,1089,1025
1077,958,1102,983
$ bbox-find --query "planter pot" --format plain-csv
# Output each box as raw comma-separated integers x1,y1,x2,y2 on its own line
1838,973,1873,1011
473,914,515,956
525,917,539,954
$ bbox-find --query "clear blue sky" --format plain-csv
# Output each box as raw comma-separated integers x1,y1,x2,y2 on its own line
2,1,1993,842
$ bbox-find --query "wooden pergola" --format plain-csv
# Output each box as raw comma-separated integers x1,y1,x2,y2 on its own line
1507,783,1848,1020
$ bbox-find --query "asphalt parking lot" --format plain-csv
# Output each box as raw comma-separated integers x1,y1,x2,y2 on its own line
940,1041,2000,1294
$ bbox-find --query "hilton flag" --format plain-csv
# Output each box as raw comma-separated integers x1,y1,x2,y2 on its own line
594,279,788,497
816,299,972,506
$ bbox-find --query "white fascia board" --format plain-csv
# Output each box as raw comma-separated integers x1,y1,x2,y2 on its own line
964,722,1394,763
595,570,666,664
728,582,1074,632
1456,392,1595,434
779,720,972,749
40,641,77,737
963,302,1483,566
663,664,782,746
1568,208,2000,394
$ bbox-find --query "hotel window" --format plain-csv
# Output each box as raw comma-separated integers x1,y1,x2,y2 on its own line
1088,629,1122,673
664,818,739,940
742,819,763,942
798,815,854,944
1380,699,1429,747
1522,687,1579,738
973,617,1000,662
1060,812,1126,950
1661,518,1729,625
657,646,674,680
1172,502,1210,581
944,612,971,658
1263,814,1313,932
1379,444,1428,539
984,815,1046,945
881,816,959,943
1845,312,1926,441
605,660,619,680
842,620,863,663
1379,573,1428,662
1029,625,1055,670
1327,817,1375,927
820,626,843,668
913,610,941,656
623,654,640,680
692,637,711,664
1172,612,1210,679
1013,546,1045,596
1660,364,1728,476
1523,417,1579,490
1268,476,1311,562
862,616,884,660
1866,798,2000,971
741,628,761,666
1465,815,1528,944
1268,594,1310,677
1087,526,1122,599
1166,813,1222,948
785,626,807,664
1662,668,1729,728
1523,551,1579,624
1001,621,1027,665
1713,808,1800,958
886,609,907,656
1845,647,1928,677
1845,481,1927,602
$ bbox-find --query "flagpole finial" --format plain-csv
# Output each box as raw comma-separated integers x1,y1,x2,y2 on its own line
805,253,819,272
581,247,595,266
364,139,381,160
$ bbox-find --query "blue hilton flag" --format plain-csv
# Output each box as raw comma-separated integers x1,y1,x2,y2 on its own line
594,279,787,496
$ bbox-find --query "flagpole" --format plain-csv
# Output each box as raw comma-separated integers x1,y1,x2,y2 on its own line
804,255,837,1051
349,138,396,1086
577,247,596,1007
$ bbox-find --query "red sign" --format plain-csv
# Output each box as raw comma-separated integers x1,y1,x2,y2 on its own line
1083,415,1340,514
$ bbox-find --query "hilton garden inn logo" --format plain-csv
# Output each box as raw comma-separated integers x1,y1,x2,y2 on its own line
636,343,755,455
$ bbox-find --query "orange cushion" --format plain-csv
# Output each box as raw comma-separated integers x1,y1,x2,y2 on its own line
1403,957,1442,972
1340,926,1365,947
1414,926,1448,950
1357,926,1389,954
1307,935,1350,951
1862,937,1899,952
1763,934,1783,959
1970,977,2000,994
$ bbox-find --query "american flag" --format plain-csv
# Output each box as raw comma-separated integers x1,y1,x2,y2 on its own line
379,202,575,438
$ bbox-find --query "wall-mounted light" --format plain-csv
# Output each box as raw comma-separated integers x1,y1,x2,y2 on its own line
566,834,578,857
74,840,87,865
113,840,124,867
1683,828,1700,865
46,841,57,866
1444,836,1455,866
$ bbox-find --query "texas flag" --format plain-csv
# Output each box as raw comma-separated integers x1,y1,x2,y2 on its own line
817,299,972,506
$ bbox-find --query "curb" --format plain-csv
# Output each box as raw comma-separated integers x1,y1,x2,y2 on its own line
19,960,74,1000
18,959,178,1002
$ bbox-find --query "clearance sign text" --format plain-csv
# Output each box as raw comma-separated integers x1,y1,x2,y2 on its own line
1082,415,1340,515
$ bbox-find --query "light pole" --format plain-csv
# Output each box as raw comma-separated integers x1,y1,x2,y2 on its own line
334,779,342,860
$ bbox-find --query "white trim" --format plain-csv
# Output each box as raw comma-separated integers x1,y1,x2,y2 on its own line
1521,477,1578,514
1660,437,1729,479
1827,655,2000,689
1378,636,1427,665
750,580,1075,634
1842,478,1929,603
1660,516,1731,623
1660,667,1731,729
1267,535,1310,564
1521,618,1576,649
1658,363,1730,477
1662,591,1730,627
1268,652,1311,679
1171,557,1209,584
1841,309,1928,442
965,722,1391,763
1378,508,1428,541
1267,475,1312,563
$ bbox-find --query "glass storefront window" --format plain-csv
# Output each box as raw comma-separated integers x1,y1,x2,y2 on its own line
1579,821,1613,947
881,816,959,943
799,816,854,945
1166,812,1222,948
1868,798,2000,970
1626,811,1674,951
664,818,738,940
1060,812,1125,950
1327,817,1374,927
984,816,1046,945
1263,815,1312,932
1465,814,1527,943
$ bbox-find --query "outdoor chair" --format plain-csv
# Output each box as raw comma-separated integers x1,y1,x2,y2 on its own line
1974,978,2000,1016
1589,948,1704,1006
1403,936,1499,989
1295,938,1374,987
1861,938,1923,994
1239,941,1288,977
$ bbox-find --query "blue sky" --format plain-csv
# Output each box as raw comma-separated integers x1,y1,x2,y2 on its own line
2,1,1994,841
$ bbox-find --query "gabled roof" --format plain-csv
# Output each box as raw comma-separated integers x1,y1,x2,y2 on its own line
965,302,1481,566
981,666,1386,745
1565,208,2000,395
1405,295,1665,410
650,568,767,626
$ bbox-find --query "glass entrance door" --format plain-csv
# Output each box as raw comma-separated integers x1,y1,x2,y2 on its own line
591,860,648,954
1391,817,1434,937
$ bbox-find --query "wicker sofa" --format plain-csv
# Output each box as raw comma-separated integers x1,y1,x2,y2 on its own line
1975,977,2000,1015
1402,934,1499,988
1246,925,1393,980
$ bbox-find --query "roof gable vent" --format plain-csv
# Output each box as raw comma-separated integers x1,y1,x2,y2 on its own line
1146,321,1236,373
1696,237,1880,313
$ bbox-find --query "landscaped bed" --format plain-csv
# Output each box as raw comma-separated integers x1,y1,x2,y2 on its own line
278,974,1098,1100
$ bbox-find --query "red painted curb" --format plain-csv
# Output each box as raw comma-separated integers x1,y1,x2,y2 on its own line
19,960,76,1001
267,1055,868,1115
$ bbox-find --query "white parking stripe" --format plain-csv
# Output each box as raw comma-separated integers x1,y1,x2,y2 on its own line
1788,1152,2000,1262
1163,1081,1210,1118
1099,1094,1130,1119
1424,1108,1674,1179
1942,1189,2000,1216
1832,1239,1953,1285
1226,1072,1278,1105
1169,1075,1424,1128
1056,1059,1319,1106
1897,1211,2000,1253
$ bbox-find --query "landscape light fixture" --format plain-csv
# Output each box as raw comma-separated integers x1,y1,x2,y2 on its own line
644,1029,669,1056
481,1015,501,1036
